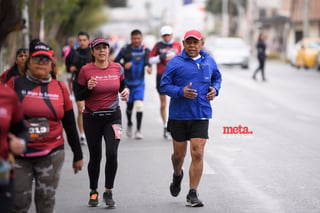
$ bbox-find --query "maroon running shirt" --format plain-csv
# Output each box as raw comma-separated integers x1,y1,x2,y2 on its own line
149,41,182,75
7,77,73,156
77,62,125,111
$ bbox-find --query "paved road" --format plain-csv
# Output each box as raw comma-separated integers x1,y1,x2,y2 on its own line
29,60,320,213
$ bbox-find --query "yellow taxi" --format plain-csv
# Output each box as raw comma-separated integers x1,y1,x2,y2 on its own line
292,37,320,68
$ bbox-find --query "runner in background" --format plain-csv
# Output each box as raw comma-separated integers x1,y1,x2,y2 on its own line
0,48,29,84
149,25,182,139
114,29,152,139
63,37,75,92
65,32,91,144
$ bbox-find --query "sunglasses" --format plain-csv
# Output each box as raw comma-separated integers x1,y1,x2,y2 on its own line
31,55,51,64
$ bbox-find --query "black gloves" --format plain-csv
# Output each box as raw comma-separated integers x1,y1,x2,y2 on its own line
160,52,167,62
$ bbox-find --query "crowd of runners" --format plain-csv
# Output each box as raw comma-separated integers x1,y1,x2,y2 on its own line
0,26,222,212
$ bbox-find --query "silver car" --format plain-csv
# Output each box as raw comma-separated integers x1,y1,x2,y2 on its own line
206,37,250,69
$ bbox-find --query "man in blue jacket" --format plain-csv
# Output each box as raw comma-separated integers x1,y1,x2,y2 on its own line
160,30,222,207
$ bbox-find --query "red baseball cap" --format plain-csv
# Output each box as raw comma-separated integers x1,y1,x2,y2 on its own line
183,30,202,40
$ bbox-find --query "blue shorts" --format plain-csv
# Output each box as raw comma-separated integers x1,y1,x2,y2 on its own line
128,84,145,103
167,119,209,142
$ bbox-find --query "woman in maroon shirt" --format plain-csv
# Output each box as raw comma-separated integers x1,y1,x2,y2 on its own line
76,37,129,208
7,39,83,213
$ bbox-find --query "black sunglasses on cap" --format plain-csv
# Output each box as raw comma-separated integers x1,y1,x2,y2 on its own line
31,55,52,64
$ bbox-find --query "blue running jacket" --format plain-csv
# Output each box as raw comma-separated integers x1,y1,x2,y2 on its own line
160,49,222,120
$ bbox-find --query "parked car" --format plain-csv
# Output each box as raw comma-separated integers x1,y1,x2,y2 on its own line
205,37,250,69
288,37,320,69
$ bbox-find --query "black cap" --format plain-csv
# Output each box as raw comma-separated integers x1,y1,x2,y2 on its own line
29,39,54,60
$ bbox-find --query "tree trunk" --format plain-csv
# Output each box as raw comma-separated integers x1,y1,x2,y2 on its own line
0,0,24,48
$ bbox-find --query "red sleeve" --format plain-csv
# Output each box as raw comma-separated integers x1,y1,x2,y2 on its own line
2,79,22,122
58,81,73,111
149,42,159,57
77,66,87,86
0,70,9,84
10,89,24,123
175,41,182,52
6,77,15,89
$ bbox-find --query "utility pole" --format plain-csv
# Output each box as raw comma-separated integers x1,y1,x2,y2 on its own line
303,0,309,38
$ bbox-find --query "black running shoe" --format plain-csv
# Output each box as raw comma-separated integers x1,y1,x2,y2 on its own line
88,191,99,207
186,189,204,207
170,170,184,197
103,191,115,207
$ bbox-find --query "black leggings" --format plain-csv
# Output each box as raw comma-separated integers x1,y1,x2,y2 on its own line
0,177,14,213
253,57,265,80
83,109,121,190
126,102,143,131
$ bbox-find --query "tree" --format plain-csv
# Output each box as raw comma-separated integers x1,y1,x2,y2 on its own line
27,0,108,46
0,0,24,49
105,0,127,8
0,0,109,71
206,0,246,16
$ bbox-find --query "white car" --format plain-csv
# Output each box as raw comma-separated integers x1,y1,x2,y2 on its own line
206,37,250,69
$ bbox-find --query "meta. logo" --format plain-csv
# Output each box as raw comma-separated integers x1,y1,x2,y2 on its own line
223,125,253,134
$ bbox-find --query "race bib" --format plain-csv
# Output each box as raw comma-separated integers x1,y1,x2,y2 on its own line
165,48,177,61
26,117,50,141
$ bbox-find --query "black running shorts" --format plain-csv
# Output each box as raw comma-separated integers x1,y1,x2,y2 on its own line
167,119,209,142
156,73,165,95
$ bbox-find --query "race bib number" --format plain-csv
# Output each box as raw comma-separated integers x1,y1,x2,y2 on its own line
26,117,50,141
165,48,177,61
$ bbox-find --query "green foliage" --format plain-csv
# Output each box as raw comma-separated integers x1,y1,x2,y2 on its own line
24,0,108,41
206,0,247,15
71,0,108,34
44,0,79,27
206,0,222,14
105,0,127,8
24,0,109,61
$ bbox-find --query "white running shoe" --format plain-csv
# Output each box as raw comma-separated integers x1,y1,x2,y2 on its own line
126,125,133,138
135,131,143,140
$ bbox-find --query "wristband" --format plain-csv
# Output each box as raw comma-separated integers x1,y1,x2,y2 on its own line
20,139,26,151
